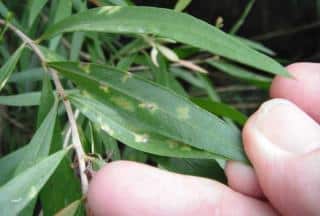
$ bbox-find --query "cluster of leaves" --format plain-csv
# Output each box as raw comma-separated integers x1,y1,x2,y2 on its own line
0,0,287,215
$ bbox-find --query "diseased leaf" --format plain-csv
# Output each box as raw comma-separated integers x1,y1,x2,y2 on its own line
49,62,247,162
0,44,25,91
0,149,68,216
42,6,288,76
69,93,220,160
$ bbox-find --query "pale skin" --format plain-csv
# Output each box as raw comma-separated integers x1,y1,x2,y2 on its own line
87,63,320,216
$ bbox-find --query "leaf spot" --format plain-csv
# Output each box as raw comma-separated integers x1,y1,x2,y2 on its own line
11,198,22,203
176,107,190,120
139,102,158,112
80,63,91,74
110,96,135,112
99,84,110,93
28,186,37,199
121,72,133,83
101,123,114,136
97,6,121,15
167,140,180,149
180,144,192,151
134,133,149,143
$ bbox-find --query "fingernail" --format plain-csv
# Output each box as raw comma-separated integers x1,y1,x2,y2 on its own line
252,99,320,154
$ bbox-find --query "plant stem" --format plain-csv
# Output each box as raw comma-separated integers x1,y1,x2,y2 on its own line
0,19,89,194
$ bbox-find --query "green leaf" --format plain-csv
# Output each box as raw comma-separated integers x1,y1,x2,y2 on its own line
123,146,147,163
174,0,192,12
191,98,247,125
49,0,72,50
0,90,77,107
207,58,272,88
42,6,288,76
37,73,55,126
49,62,247,162
0,149,68,216
69,93,219,160
9,68,45,83
93,125,121,160
0,146,28,186
229,0,255,34
0,92,41,106
55,199,82,216
14,102,58,174
28,0,49,26
70,32,85,60
235,36,275,56
0,44,25,91
171,67,204,88
197,74,220,102
155,157,226,183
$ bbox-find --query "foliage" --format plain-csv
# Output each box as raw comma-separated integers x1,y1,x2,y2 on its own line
0,0,287,214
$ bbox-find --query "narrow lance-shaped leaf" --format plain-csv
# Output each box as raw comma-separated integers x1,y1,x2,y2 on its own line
55,199,82,216
207,58,272,89
14,101,58,174
174,0,192,12
0,92,41,106
191,98,248,125
42,6,288,76
0,90,78,107
28,0,49,26
69,93,220,160
0,149,68,216
0,44,25,91
49,62,248,162
0,146,28,186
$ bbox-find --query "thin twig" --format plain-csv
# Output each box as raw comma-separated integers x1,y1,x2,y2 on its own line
0,20,89,194
63,109,80,148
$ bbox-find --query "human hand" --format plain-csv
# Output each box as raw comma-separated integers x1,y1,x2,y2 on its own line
87,63,320,216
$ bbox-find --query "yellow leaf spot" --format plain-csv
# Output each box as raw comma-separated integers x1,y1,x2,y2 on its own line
97,6,121,15
167,140,180,149
180,144,192,151
81,63,91,74
99,84,110,93
134,133,149,143
101,123,114,136
176,107,190,120
139,102,158,112
121,72,133,83
110,96,135,112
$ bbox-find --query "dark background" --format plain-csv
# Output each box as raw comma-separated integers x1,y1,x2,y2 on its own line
134,0,320,62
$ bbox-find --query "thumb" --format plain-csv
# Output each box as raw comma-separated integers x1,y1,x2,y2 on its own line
243,99,320,216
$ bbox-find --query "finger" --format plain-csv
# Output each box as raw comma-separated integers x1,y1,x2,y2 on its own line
243,99,320,215
270,62,320,122
226,62,320,198
225,161,264,198
87,161,277,216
